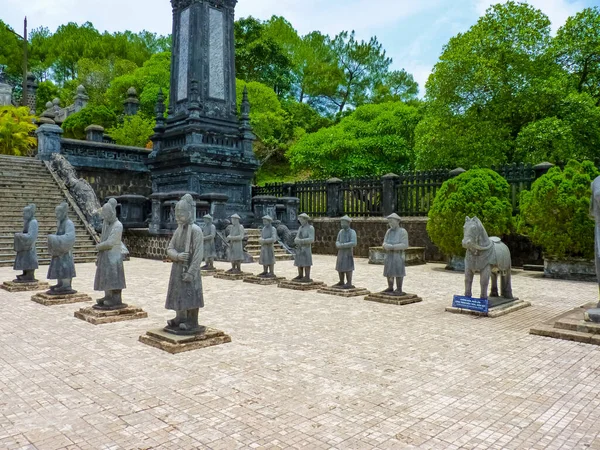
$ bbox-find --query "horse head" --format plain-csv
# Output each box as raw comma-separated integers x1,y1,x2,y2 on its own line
462,216,490,251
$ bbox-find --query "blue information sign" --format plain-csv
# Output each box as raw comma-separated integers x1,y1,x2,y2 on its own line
452,295,489,313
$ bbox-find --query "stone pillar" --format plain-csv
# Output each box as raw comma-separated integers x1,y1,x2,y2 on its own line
149,194,162,234
533,162,554,179
123,87,140,116
326,178,343,217
85,125,105,142
107,195,149,229
36,123,63,161
381,173,400,217
0,82,12,106
199,193,229,221
252,195,278,227
25,73,38,114
73,85,89,113
279,197,300,230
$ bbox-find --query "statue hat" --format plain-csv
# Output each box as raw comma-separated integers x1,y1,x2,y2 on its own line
298,213,311,220
387,213,402,221
262,215,273,221
230,213,241,219
203,214,213,220
340,215,352,223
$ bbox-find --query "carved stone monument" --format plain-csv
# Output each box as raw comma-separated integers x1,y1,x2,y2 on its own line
364,214,421,306
200,214,222,275
148,0,259,231
140,194,231,353
31,203,92,306
279,213,326,291
214,213,252,280
446,216,529,317
318,216,369,297
1,205,49,292
244,215,285,285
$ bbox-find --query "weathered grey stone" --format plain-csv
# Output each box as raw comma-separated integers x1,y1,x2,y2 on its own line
381,213,409,295
226,214,245,273
208,7,225,100
46,203,77,295
201,214,217,270
332,216,357,290
36,123,64,160
293,213,315,282
586,175,600,322
0,81,12,106
12,204,39,283
258,215,277,278
177,7,190,101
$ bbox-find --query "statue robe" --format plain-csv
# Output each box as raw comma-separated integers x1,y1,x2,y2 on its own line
47,219,76,280
335,228,357,273
228,224,245,262
294,224,315,267
166,223,204,311
591,177,600,284
383,227,408,278
203,224,217,259
259,225,277,266
94,219,126,291
13,218,39,271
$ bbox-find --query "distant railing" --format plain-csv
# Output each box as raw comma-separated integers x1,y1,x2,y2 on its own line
253,163,551,218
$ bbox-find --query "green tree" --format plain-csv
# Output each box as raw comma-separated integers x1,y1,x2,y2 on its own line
0,106,37,156
288,101,421,178
61,105,118,140
107,114,155,148
373,69,419,103
0,20,23,79
427,169,514,257
518,160,599,259
35,80,60,115
78,57,138,105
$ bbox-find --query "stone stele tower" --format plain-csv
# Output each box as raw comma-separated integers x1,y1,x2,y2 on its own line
148,0,258,229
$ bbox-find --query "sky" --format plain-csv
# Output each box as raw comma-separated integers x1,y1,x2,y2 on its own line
2,0,600,95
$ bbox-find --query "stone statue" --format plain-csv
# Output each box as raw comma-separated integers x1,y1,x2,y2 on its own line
201,214,217,270
47,202,77,295
258,215,277,278
165,194,204,334
382,213,408,295
226,214,245,273
294,213,315,282
462,216,513,300
13,204,39,283
334,216,357,289
93,198,126,309
586,177,600,322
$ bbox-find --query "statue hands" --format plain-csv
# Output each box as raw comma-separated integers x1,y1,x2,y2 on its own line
383,243,393,251
182,272,193,283
178,252,190,262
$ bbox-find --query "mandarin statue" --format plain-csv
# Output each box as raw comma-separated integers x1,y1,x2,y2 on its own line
226,214,245,273
165,194,204,334
258,215,277,278
201,214,217,270
13,204,39,283
47,202,77,295
382,213,409,295
462,216,513,300
94,198,127,309
294,213,315,282
585,177,600,322
334,216,357,289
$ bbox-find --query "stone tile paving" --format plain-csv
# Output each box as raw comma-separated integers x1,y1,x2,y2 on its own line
1,256,600,449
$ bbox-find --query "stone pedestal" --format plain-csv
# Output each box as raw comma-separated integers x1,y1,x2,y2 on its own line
252,195,278,227
279,197,300,230
75,305,148,325
1,281,50,293
199,193,229,221
31,292,92,306
368,247,426,266
278,280,326,291
200,268,225,277
446,297,530,318
107,195,149,228
530,303,600,344
243,275,285,286
318,286,371,298
364,292,423,306
139,328,231,354
36,123,64,161
214,271,253,281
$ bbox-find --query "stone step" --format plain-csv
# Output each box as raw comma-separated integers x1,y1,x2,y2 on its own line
0,232,92,239
0,178,57,186
0,256,97,268
0,242,95,251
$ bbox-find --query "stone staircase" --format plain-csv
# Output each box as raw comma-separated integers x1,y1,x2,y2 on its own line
0,155,97,268
245,229,294,261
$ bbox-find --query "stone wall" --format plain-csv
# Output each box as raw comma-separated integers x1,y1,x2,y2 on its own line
312,217,444,262
123,229,170,260
78,169,152,201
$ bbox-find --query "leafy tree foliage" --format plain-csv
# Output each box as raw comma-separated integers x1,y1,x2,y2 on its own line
0,106,37,156
61,105,117,140
427,169,514,257
518,160,599,259
0,20,23,79
288,102,421,178
107,114,155,148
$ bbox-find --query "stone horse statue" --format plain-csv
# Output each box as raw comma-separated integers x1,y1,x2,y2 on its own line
462,216,513,300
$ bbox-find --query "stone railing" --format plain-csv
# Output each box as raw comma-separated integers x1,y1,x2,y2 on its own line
60,139,149,172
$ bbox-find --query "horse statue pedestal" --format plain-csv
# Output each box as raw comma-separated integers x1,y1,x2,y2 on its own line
447,217,531,318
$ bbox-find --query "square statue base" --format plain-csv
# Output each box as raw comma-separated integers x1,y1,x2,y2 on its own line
200,268,225,277
74,305,148,325
1,281,50,292
446,297,530,318
214,271,253,281
243,275,286,286
139,328,231,354
364,292,423,306
530,303,600,344
31,292,92,306
278,280,326,291
318,286,371,297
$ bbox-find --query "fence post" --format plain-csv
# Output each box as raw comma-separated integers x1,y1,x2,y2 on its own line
381,173,399,216
283,182,296,198
533,162,554,179
326,178,343,217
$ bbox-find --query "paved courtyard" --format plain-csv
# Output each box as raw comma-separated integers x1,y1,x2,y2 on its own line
1,255,600,449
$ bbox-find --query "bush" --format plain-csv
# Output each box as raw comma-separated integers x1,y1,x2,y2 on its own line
61,105,118,140
106,114,155,148
518,160,599,259
0,106,37,156
427,169,514,257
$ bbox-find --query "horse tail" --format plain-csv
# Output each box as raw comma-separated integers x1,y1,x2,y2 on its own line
493,241,511,274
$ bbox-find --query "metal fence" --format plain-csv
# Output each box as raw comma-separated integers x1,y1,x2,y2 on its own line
253,163,543,218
